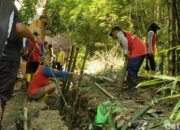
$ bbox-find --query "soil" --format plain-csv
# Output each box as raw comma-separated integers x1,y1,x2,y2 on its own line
2,73,176,130
3,91,68,130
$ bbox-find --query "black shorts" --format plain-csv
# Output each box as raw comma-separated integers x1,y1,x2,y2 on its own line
26,62,40,74
0,59,20,101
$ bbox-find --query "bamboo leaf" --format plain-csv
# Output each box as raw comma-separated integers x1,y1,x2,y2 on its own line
136,79,164,88
170,101,180,120
171,80,178,96
175,111,180,122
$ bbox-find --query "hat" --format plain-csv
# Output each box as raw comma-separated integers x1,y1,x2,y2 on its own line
109,26,122,37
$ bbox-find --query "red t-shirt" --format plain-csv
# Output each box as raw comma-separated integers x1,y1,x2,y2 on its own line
125,32,147,58
28,38,43,62
27,66,49,95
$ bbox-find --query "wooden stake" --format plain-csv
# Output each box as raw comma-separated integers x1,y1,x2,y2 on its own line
24,107,28,130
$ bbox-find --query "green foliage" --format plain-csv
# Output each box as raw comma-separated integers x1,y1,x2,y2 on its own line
163,101,180,127
95,100,126,129
170,101,180,122
19,0,170,55
19,0,39,23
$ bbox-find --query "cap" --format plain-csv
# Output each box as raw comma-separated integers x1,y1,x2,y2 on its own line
33,28,40,36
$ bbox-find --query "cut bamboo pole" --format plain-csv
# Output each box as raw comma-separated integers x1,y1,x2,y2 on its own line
95,82,115,100
84,73,115,83
24,107,28,130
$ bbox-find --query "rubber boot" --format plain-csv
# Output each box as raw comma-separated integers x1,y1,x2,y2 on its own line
149,70,156,75
26,73,31,83
127,76,137,89
144,70,149,74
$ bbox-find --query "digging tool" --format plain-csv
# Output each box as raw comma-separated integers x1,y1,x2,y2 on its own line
118,58,128,90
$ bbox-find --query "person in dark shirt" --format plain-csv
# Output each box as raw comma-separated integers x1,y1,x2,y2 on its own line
0,1,35,127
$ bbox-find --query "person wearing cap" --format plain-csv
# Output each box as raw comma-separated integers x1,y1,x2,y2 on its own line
27,53,77,101
145,23,160,74
110,26,147,88
25,29,45,85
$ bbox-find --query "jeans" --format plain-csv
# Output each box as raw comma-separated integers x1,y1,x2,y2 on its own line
127,55,145,87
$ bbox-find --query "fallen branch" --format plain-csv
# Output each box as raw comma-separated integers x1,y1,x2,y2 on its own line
84,73,115,83
95,82,115,100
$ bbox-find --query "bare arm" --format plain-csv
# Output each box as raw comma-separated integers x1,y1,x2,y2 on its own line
16,23,35,43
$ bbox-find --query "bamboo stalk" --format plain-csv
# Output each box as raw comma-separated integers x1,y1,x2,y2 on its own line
84,73,115,83
60,45,75,110
95,82,115,100
65,47,79,92
78,47,89,87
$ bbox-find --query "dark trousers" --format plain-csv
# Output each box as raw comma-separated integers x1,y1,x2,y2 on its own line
56,63,63,71
26,62,40,74
127,55,145,87
145,54,156,71
0,60,19,125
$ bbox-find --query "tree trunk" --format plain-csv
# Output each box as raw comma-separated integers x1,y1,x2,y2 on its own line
168,0,176,76
176,48,180,75
174,0,180,75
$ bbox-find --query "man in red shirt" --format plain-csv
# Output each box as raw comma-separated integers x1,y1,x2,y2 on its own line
110,26,147,88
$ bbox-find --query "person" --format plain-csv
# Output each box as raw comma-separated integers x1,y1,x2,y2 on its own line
110,26,147,88
25,29,45,84
0,0,36,127
47,44,55,67
56,45,65,70
145,23,160,74
27,54,75,101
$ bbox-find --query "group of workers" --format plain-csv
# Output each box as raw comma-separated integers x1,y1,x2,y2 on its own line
0,0,160,129
0,0,72,128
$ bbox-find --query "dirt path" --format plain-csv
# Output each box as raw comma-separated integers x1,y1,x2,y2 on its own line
3,92,68,130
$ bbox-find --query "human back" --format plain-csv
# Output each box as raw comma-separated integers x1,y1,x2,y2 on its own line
125,32,147,58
